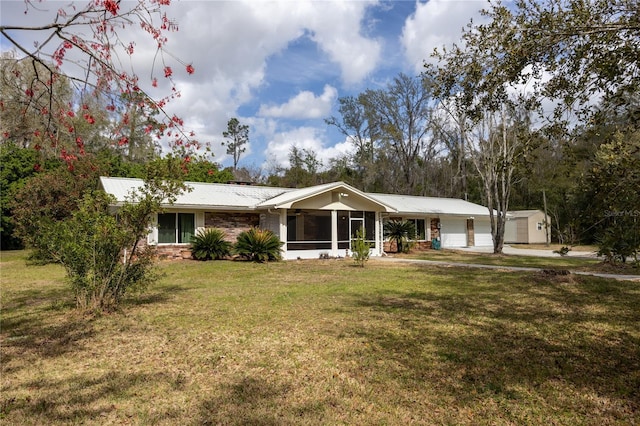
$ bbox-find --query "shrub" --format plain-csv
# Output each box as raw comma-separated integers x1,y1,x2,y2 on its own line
191,228,232,260
234,228,283,262
33,164,186,311
351,226,370,267
40,191,157,311
384,219,416,253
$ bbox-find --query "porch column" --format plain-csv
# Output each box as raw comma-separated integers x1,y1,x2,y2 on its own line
331,210,338,257
279,209,288,255
375,212,382,256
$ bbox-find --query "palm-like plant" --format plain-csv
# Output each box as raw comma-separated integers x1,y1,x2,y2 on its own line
384,219,416,253
234,227,283,262
190,228,233,260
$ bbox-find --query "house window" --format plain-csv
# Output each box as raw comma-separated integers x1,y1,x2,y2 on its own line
537,222,543,231
158,213,195,244
408,218,426,240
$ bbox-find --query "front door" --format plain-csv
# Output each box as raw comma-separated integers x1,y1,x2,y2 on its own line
350,217,364,249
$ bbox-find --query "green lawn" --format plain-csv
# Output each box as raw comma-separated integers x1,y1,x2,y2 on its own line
1,250,639,425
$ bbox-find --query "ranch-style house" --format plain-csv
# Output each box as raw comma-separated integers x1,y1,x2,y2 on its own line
100,177,494,260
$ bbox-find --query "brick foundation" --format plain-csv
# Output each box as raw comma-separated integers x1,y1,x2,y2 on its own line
383,240,432,253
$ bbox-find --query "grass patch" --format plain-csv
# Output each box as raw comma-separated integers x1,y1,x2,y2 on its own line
404,248,613,272
1,251,639,424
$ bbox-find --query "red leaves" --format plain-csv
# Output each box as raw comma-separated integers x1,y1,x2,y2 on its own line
25,88,34,97
186,64,195,75
83,113,95,124
103,0,120,16
164,66,173,78
118,136,129,146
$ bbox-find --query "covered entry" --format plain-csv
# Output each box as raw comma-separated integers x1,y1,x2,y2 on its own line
256,182,396,259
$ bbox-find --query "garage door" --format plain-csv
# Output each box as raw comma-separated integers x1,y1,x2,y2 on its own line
440,218,467,247
474,219,493,246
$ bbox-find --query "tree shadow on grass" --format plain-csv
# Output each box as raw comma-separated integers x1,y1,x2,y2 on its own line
1,284,188,375
196,376,293,426
1,370,183,424
345,269,640,419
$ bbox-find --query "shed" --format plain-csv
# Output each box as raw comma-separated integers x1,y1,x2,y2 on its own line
504,210,550,244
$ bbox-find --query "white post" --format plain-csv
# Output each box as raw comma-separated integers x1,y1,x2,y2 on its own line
279,209,288,256
331,210,338,257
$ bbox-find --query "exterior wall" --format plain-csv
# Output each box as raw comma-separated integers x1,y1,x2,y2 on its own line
204,212,260,241
474,218,493,246
440,217,467,247
149,210,260,259
527,212,549,244
260,212,281,238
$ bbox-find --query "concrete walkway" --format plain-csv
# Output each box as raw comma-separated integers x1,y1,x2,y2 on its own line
456,245,599,258
376,255,640,282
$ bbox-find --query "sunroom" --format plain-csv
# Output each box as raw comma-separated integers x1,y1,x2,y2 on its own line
256,182,396,259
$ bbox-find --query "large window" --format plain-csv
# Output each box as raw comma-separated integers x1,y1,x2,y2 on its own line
287,211,332,250
158,213,195,244
407,218,426,240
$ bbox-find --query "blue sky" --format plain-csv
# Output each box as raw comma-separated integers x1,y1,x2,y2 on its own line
0,0,488,172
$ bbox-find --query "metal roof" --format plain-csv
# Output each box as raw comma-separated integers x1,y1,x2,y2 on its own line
369,193,491,217
99,177,293,209
99,177,490,216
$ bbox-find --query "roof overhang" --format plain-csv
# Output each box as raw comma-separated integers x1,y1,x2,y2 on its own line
256,182,397,212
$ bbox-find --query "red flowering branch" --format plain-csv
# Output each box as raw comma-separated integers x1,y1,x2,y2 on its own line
0,0,199,162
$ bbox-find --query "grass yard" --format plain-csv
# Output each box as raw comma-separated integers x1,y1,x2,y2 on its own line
406,249,608,272
1,250,639,425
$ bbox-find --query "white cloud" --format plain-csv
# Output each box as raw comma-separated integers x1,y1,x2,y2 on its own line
258,85,338,119
306,1,382,85
401,0,488,73
263,127,354,170
0,0,390,169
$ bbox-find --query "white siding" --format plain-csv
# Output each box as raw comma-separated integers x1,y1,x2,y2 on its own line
440,218,467,247
474,219,493,246
260,212,281,238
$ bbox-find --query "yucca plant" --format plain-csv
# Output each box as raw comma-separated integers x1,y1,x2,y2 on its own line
190,228,233,260
384,219,416,253
234,227,283,262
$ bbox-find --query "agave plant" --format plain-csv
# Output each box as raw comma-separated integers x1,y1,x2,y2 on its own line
190,228,233,260
234,227,283,262
384,219,416,253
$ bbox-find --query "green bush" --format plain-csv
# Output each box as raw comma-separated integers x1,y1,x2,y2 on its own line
190,228,232,260
234,228,283,262
32,164,187,312
351,226,371,267
40,191,157,311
